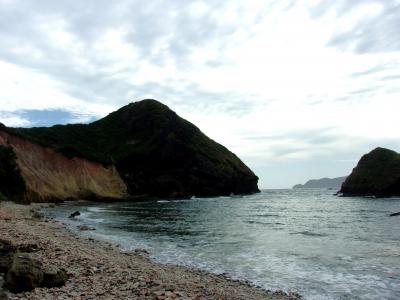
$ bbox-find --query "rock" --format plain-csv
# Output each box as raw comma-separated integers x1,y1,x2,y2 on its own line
31,211,44,220
77,225,95,231
0,291,8,300
389,212,400,217
16,243,40,253
340,147,400,197
0,240,15,273
134,248,149,255
5,255,44,293
0,145,26,202
165,290,176,297
42,267,68,288
69,211,80,218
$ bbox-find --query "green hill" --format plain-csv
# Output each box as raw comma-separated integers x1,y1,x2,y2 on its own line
7,99,259,199
340,147,400,197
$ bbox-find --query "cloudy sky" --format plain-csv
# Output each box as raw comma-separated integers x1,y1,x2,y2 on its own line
1,0,399,188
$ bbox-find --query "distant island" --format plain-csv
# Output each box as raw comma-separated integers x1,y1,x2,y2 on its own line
340,147,400,197
0,99,259,203
293,177,347,189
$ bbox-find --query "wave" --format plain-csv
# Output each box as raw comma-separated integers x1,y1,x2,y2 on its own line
290,231,328,237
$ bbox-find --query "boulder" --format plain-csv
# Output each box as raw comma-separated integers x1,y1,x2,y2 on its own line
77,225,95,231
42,266,68,288
0,292,8,300
0,241,15,274
5,255,43,293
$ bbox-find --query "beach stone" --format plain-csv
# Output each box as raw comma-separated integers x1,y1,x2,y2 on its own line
31,211,44,220
77,225,95,231
17,243,40,253
42,266,68,288
5,255,44,293
0,240,15,274
0,291,8,300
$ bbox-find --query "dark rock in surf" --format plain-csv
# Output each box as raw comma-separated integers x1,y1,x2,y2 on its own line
69,211,80,218
77,225,95,231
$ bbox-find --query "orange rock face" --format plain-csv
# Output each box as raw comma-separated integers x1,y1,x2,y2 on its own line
0,130,128,202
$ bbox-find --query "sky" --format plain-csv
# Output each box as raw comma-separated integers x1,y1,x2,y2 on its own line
0,0,399,188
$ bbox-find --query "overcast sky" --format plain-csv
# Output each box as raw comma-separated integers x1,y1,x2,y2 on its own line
1,0,399,188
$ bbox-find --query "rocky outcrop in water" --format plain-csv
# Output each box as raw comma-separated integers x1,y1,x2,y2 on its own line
0,99,259,202
339,147,400,197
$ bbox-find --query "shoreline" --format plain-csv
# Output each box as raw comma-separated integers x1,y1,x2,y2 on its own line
0,201,301,300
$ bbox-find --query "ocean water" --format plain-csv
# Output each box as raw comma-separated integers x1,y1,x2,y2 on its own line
44,189,400,299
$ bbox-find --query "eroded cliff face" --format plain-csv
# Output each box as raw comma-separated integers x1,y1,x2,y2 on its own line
0,130,128,202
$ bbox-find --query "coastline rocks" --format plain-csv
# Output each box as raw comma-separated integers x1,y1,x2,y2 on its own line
0,240,68,293
77,225,95,231
5,255,44,293
0,291,7,300
69,211,80,218
0,145,26,203
42,266,68,288
340,147,400,197
0,241,14,273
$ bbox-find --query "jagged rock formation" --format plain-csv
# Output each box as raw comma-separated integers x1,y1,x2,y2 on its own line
339,147,400,197
293,176,347,189
0,99,259,202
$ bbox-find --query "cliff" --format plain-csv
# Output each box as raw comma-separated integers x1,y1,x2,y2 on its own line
293,177,347,189
0,99,259,202
339,147,400,197
0,129,128,202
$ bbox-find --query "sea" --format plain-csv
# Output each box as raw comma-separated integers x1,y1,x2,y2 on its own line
43,189,400,300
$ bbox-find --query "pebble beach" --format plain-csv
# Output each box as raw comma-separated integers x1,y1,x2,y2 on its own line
0,201,300,300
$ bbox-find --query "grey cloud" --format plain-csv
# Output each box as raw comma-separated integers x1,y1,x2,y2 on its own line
125,81,262,116
245,127,400,162
321,0,400,53
351,63,394,77
0,0,253,115
349,86,380,96
245,127,338,143
380,74,400,81
308,0,377,19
